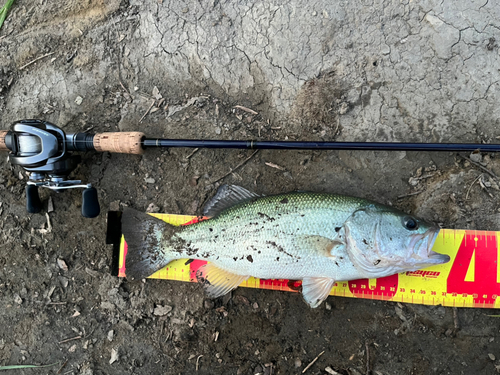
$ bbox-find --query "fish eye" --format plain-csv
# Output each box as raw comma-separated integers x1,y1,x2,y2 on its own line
402,216,419,230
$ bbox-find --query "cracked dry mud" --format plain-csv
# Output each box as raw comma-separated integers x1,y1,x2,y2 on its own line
1,1,500,374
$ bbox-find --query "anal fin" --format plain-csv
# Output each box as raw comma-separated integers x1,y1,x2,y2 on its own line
301,277,335,308
196,263,249,298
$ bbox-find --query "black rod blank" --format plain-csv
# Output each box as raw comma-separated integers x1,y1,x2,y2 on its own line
142,139,500,152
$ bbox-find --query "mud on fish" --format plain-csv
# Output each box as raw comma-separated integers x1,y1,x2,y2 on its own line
121,185,450,308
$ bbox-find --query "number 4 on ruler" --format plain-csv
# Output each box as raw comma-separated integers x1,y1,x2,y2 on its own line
447,232,500,307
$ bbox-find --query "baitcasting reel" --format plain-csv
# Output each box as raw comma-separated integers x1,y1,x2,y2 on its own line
3,120,100,217
0,119,145,218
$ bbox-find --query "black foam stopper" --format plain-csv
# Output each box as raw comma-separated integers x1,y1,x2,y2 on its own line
82,187,100,218
26,185,42,213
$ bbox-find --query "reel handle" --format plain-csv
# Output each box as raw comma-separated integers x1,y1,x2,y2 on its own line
0,130,8,151
82,186,100,218
93,132,145,154
26,185,42,213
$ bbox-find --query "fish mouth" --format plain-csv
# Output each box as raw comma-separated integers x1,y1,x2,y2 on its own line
409,228,450,265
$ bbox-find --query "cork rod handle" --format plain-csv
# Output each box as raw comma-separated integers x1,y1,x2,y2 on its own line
93,132,145,154
0,130,9,151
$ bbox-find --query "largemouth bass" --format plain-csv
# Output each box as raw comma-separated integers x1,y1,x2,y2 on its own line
122,185,450,308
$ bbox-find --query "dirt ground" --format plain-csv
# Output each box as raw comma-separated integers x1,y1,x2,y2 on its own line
1,1,500,374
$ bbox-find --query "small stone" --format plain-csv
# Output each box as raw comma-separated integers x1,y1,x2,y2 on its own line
252,302,259,309
108,330,114,342
325,302,332,310
189,175,200,187
58,276,69,288
144,177,155,184
47,197,54,213
109,348,119,364
339,102,349,115
146,203,160,213
489,353,496,361
469,152,482,163
152,86,162,100
215,127,221,135
196,97,207,108
325,367,340,375
68,344,77,352
294,358,302,368
57,259,68,272
13,294,22,305
153,305,173,316
408,177,420,186
75,96,83,105
204,300,215,309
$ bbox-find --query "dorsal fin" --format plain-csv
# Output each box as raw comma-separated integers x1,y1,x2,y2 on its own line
203,185,261,218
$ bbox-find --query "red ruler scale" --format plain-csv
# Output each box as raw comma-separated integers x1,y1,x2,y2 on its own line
117,214,500,308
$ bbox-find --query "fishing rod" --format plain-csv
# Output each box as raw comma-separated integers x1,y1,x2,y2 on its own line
1,119,498,217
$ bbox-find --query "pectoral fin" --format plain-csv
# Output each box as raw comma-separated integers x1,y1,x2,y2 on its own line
300,235,345,258
196,263,249,298
301,277,335,308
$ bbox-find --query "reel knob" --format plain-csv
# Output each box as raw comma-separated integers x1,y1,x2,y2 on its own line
81,186,100,218
26,185,42,213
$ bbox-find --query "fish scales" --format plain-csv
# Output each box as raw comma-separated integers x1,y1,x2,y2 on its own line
168,193,368,280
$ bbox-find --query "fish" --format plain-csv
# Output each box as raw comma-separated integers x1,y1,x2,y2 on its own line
121,185,450,308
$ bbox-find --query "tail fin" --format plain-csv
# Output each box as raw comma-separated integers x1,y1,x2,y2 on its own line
121,208,176,280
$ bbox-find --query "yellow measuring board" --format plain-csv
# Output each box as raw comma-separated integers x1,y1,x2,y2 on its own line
117,214,500,308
